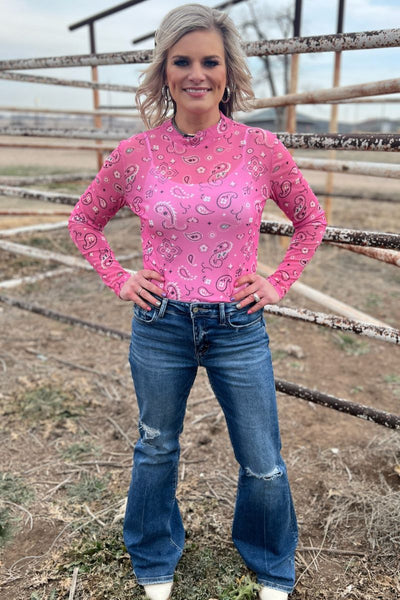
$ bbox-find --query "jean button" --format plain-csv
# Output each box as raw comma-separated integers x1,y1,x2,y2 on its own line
192,307,199,313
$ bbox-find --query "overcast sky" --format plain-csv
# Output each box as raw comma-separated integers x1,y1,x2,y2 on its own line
0,0,399,124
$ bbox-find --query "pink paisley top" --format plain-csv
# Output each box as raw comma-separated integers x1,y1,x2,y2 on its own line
68,113,326,302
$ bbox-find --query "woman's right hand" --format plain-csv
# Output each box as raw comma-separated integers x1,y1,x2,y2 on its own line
119,270,165,309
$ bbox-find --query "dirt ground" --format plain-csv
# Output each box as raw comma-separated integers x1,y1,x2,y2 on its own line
0,141,399,600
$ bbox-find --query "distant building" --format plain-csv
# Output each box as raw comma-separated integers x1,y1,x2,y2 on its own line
240,108,325,132
356,118,400,133
240,107,400,134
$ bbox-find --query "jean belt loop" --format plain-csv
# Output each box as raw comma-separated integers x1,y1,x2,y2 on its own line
219,302,226,325
158,297,168,319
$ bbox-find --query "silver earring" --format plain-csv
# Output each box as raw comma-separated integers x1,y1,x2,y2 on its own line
162,85,171,103
221,87,231,104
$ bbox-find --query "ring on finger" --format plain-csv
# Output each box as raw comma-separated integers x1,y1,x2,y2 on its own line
253,292,261,303
137,287,143,297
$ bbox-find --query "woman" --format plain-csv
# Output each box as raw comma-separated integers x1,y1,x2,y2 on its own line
68,4,327,599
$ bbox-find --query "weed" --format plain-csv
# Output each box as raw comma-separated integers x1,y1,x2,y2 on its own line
350,385,364,394
0,472,34,505
218,575,261,599
60,441,99,462
271,349,288,362
67,473,109,503
365,293,383,309
18,386,85,422
383,374,400,397
289,361,304,371
333,333,370,356
51,503,259,599
383,374,400,385
0,473,34,546
30,591,57,600
0,507,13,545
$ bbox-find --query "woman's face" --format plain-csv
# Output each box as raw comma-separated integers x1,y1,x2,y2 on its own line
165,29,227,126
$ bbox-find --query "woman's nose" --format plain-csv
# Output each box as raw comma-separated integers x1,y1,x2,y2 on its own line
188,62,205,82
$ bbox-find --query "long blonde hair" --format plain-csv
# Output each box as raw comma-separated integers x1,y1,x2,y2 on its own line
135,3,254,129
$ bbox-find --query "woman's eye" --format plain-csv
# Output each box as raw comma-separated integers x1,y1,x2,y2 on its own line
173,59,188,67
204,60,219,67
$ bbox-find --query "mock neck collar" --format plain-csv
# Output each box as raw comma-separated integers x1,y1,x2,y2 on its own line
163,112,231,145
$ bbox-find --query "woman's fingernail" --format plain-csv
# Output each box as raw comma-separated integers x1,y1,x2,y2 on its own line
236,303,241,309
162,293,167,297
155,300,161,306
230,297,235,302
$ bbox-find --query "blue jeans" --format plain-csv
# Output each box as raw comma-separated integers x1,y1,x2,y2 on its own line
124,298,298,592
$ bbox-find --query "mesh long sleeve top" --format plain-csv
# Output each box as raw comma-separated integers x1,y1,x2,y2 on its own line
68,112,327,302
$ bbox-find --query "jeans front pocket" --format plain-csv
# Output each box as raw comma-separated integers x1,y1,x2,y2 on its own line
133,304,160,324
226,307,263,330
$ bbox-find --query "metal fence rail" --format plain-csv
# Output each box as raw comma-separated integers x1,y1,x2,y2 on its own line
0,29,399,71
260,221,400,249
295,158,400,179
1,128,399,151
0,71,137,93
253,78,400,108
265,305,400,345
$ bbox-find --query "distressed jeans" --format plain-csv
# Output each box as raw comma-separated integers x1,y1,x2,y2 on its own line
124,298,298,592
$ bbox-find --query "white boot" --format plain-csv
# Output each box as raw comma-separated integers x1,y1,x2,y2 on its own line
259,586,288,600
143,582,173,600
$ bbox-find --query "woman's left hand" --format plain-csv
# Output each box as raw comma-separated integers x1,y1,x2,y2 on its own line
232,273,280,314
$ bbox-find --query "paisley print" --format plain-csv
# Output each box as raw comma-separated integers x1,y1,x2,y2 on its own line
83,233,97,250
196,204,215,216
183,155,200,164
216,191,237,209
99,248,113,269
198,286,213,297
81,191,92,205
155,201,187,230
103,149,120,167
208,162,231,185
178,266,197,280
209,241,233,268
166,282,181,300
132,196,144,216
216,274,232,292
68,113,327,302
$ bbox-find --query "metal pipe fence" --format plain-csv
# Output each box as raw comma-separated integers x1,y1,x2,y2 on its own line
0,71,137,93
0,29,399,71
295,158,400,179
0,291,398,429
253,78,400,109
1,127,399,151
0,23,399,433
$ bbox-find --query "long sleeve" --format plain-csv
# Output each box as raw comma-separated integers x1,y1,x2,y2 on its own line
266,138,327,299
68,144,132,297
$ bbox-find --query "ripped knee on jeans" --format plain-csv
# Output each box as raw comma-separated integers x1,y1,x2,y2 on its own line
244,465,283,481
139,420,160,443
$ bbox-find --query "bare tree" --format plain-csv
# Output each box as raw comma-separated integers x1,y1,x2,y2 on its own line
240,1,293,130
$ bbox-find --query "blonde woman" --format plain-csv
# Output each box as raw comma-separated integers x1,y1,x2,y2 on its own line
68,4,326,599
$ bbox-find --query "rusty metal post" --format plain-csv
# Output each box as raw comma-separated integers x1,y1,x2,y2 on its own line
286,0,302,133
283,1,303,251
325,0,346,223
89,23,103,171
